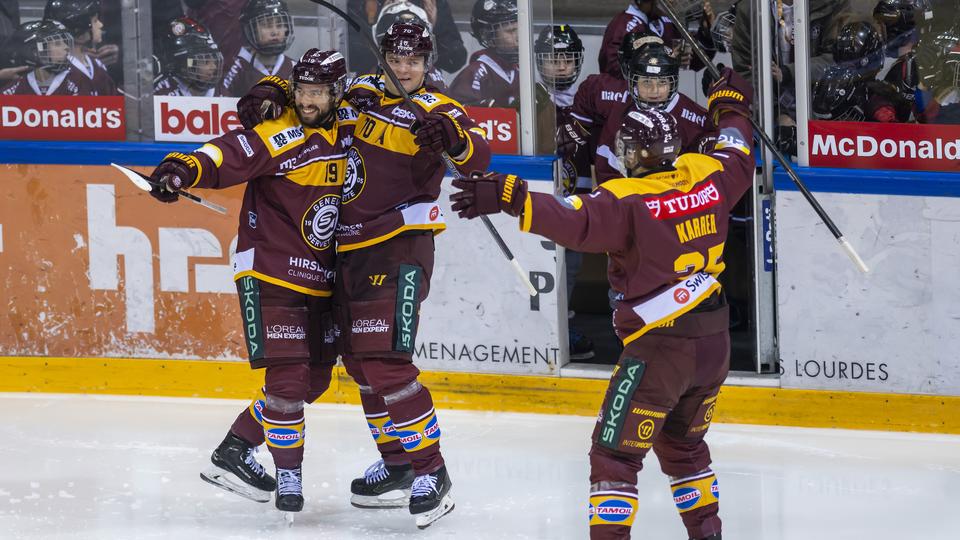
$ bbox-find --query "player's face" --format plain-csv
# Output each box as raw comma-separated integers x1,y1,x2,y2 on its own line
294,83,338,127
634,76,672,104
191,56,222,84
256,15,290,49
90,15,103,45
541,55,576,79
384,53,426,94
46,37,72,64
495,22,519,51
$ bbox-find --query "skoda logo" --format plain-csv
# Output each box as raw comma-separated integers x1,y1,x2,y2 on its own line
301,194,340,250
342,147,366,204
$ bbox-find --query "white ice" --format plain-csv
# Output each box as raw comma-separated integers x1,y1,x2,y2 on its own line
1,393,958,539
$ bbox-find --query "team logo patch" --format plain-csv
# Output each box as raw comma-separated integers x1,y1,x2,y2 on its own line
342,147,366,204
673,486,702,510
589,498,635,523
301,194,340,250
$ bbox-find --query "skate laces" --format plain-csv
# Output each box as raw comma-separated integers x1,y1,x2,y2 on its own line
277,468,302,496
242,448,266,478
363,459,389,485
411,473,438,498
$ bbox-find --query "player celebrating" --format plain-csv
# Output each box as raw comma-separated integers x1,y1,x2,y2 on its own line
154,17,224,97
43,0,118,95
449,0,519,107
450,66,754,540
0,20,78,96
220,0,296,97
146,49,354,514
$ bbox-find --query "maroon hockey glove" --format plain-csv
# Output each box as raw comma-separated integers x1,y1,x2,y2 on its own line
148,152,199,204
556,119,587,157
237,75,290,129
413,111,467,156
706,66,753,123
450,171,528,219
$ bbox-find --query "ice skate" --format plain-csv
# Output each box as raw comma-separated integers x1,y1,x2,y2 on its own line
200,433,275,503
409,465,454,529
275,466,304,524
350,459,414,508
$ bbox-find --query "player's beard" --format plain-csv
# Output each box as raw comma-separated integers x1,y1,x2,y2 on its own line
295,103,335,129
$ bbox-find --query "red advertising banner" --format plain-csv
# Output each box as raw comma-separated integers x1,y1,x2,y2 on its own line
465,106,519,155
809,120,960,172
0,95,125,141
154,96,243,142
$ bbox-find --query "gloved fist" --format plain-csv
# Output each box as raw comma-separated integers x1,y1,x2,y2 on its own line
237,75,290,129
413,111,467,156
556,120,587,157
450,171,527,219
706,66,753,121
148,153,197,203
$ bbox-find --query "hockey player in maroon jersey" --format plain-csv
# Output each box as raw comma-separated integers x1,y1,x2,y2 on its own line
599,0,716,78
451,66,755,540
372,2,448,92
448,0,519,107
146,50,354,514
219,0,296,98
43,0,118,96
0,20,80,96
154,17,224,97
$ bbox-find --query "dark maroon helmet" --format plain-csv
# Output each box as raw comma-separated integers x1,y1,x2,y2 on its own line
294,48,347,85
380,21,433,65
616,107,680,174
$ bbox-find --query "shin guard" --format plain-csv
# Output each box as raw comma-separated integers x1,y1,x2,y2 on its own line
230,387,267,446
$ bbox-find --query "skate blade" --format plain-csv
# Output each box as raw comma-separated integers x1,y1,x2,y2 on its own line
200,467,272,503
350,489,411,509
283,512,295,526
414,495,455,529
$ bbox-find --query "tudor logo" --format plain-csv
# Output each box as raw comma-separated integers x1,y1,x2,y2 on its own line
301,194,340,250
342,147,366,204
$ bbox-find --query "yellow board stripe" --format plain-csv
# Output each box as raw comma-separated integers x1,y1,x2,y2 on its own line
1,357,959,434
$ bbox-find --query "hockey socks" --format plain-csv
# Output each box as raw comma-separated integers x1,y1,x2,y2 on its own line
588,483,639,540
230,387,268,446
383,383,443,475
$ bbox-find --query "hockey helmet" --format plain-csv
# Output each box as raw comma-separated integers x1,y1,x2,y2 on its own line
617,30,665,80
812,65,866,121
11,19,74,73
873,0,933,41
615,107,680,174
241,0,294,56
374,2,437,67
534,25,584,90
833,21,885,75
43,0,100,37
380,21,434,65
626,43,680,110
882,52,920,103
711,5,737,54
470,0,519,63
293,49,347,98
164,17,223,91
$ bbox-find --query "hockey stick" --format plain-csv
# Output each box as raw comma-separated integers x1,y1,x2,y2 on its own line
308,0,538,296
110,163,228,215
658,0,870,274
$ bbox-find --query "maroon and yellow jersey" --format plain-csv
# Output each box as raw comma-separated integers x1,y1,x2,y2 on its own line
338,74,491,252
182,104,357,295
518,113,753,345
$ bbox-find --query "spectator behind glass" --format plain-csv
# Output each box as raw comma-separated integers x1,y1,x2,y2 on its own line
185,0,247,69
44,0,119,95
154,17,224,97
448,0,519,108
598,0,716,78
371,3,447,90
347,0,466,75
0,19,79,95
219,0,296,97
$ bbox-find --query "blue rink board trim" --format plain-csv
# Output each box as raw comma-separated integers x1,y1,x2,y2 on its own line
0,141,556,181
772,165,960,198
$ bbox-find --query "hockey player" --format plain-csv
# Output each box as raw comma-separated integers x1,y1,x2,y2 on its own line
0,20,78,96
450,66,755,540
448,0,519,107
587,42,717,183
598,0,716,78
147,49,354,513
372,2,447,92
154,17,224,97
43,0,118,96
220,0,296,97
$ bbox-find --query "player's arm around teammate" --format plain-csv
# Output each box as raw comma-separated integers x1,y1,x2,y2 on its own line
451,67,754,540
149,50,355,515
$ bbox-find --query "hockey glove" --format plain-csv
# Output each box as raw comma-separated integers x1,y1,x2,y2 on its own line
706,66,753,123
413,111,467,156
556,119,587,157
148,152,199,204
450,171,527,219
237,75,290,129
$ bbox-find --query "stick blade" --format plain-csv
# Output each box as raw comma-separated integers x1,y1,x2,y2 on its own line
110,162,154,192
